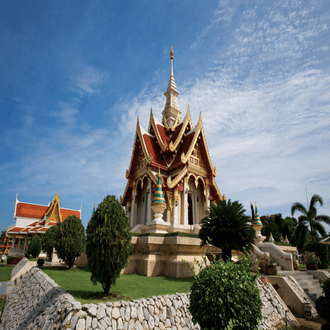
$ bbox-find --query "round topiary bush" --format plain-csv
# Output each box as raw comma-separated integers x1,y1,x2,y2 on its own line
190,258,262,330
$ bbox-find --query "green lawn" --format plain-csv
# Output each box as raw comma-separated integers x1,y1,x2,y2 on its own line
0,266,14,282
41,267,193,304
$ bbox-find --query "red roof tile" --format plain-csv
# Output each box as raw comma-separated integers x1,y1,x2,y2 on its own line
29,227,40,232
38,228,48,232
7,227,24,233
16,202,80,221
156,124,171,147
169,132,195,170
143,135,167,168
61,208,80,220
20,228,30,233
171,122,183,143
47,221,57,226
29,221,39,227
16,203,48,219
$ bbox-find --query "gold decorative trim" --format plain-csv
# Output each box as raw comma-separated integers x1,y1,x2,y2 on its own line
180,113,217,177
126,118,153,180
135,174,148,190
147,168,158,185
188,164,208,177
165,191,173,211
45,192,63,224
167,167,188,188
149,109,167,152
169,106,193,152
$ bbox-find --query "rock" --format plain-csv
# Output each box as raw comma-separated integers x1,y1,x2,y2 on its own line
112,308,120,319
76,318,86,330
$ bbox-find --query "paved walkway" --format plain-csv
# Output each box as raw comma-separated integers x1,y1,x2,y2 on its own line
296,316,323,330
0,281,15,297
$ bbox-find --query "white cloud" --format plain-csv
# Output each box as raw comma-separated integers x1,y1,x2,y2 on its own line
69,63,107,97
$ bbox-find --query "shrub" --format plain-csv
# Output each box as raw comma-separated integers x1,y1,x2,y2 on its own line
42,225,59,259
316,278,330,324
86,195,133,295
190,257,262,329
55,216,85,269
27,235,42,258
7,256,24,265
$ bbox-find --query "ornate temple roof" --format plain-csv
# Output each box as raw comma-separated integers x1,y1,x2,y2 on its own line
121,47,224,206
7,193,81,235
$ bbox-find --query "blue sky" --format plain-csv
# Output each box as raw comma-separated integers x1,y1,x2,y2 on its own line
1,0,330,234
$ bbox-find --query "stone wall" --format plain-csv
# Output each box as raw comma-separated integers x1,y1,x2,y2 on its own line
10,257,29,279
0,265,299,330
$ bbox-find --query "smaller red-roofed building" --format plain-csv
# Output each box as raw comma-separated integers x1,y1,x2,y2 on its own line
6,193,82,256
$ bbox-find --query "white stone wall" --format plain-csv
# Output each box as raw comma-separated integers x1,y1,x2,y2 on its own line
0,265,299,330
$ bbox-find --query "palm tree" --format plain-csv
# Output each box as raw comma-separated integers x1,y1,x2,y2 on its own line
199,199,256,262
291,194,330,246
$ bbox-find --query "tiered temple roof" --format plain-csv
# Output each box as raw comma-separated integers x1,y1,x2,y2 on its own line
7,193,81,235
121,47,224,208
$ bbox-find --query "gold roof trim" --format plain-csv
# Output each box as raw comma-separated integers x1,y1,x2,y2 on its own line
169,106,193,152
125,118,152,179
181,113,217,177
162,113,181,132
45,192,63,224
147,168,158,185
167,166,188,188
149,109,167,152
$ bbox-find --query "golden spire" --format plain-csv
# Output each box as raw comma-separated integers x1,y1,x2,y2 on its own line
162,46,181,129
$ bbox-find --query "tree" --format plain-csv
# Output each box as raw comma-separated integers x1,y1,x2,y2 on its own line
291,194,330,245
41,225,59,259
86,195,133,295
55,215,85,269
199,199,256,261
0,230,7,243
27,235,42,258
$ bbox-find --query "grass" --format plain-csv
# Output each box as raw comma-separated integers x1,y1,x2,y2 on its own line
41,266,193,304
0,265,14,282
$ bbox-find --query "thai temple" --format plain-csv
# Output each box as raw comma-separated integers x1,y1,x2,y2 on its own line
6,193,81,256
121,47,225,234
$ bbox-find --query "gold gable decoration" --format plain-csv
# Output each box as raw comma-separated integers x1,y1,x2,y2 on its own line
45,192,63,224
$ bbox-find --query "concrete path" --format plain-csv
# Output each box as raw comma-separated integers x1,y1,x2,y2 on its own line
0,281,15,298
296,316,322,329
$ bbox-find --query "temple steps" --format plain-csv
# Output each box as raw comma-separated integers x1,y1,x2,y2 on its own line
278,269,324,304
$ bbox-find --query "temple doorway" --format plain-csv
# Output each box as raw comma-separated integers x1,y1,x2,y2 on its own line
188,193,194,225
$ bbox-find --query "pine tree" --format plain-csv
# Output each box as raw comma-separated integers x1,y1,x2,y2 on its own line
28,235,42,258
86,195,133,295
41,225,59,259
55,215,85,269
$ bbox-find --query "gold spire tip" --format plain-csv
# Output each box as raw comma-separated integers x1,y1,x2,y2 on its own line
170,46,174,60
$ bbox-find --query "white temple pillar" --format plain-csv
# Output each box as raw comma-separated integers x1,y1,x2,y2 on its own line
206,188,210,209
146,180,152,224
173,189,179,226
183,178,188,226
131,191,137,227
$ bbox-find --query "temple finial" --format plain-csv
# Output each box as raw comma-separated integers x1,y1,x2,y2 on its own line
170,46,174,76
162,46,181,129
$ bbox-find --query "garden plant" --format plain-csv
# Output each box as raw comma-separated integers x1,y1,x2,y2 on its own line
86,195,133,295
189,254,263,330
55,215,85,269
27,235,42,258
199,199,255,261
315,277,330,330
41,225,59,259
